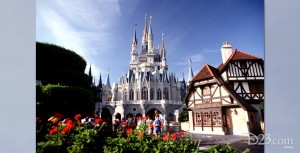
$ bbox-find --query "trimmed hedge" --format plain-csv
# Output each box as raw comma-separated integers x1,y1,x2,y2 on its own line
36,42,87,81
37,84,95,118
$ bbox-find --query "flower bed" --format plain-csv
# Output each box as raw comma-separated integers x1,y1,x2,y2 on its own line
36,113,246,153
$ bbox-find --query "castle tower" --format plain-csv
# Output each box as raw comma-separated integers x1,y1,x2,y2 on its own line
130,25,139,71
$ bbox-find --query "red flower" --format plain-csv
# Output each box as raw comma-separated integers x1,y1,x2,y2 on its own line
172,133,177,141
54,112,63,118
142,117,147,121
126,128,133,137
74,114,82,120
180,131,185,136
163,134,169,141
49,127,58,135
126,128,133,133
138,132,143,137
123,121,127,126
62,127,71,134
95,117,103,124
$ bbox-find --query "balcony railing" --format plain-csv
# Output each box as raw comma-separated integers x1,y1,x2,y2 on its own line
102,100,183,105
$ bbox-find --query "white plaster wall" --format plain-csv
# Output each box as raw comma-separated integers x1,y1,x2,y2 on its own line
193,127,225,135
226,108,249,135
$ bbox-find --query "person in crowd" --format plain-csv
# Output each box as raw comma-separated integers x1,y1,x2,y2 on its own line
113,114,120,131
154,115,162,137
146,115,154,135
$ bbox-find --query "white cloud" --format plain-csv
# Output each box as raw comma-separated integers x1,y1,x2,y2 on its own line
37,0,122,84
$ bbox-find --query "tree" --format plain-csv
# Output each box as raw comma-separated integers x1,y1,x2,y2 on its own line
178,107,190,122
36,42,96,119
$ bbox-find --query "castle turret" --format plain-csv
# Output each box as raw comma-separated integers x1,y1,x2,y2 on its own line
130,25,139,71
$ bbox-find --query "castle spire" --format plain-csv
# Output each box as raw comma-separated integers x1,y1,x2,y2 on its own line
132,24,137,46
147,15,153,52
188,58,194,82
106,72,111,89
161,33,165,49
142,14,148,51
98,71,102,88
88,63,93,83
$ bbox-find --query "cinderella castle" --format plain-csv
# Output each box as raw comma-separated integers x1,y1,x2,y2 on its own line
93,15,186,124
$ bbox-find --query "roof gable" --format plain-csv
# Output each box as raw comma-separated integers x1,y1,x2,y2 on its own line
191,64,218,82
218,49,263,71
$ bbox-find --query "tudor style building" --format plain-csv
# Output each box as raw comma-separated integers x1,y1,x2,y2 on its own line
185,41,264,135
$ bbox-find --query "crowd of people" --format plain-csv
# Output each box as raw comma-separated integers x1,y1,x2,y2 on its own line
113,110,164,137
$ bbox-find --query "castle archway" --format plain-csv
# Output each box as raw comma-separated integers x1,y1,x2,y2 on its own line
146,108,162,120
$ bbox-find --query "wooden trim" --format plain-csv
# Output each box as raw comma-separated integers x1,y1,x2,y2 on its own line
201,112,204,131
210,111,213,131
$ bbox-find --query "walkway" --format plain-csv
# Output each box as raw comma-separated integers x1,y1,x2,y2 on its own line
183,132,264,153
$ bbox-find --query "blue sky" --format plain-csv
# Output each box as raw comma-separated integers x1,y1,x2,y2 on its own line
36,0,264,84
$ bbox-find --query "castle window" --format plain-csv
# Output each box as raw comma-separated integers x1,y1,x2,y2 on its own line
123,89,127,100
194,112,202,126
163,87,169,100
141,87,148,100
129,89,134,100
157,89,162,100
150,88,154,100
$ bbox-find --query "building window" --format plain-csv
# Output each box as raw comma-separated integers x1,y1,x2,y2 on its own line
212,111,222,126
141,87,148,100
194,112,202,126
240,61,247,69
203,86,210,95
157,89,162,100
248,81,264,93
129,89,134,100
163,87,169,100
123,89,127,100
150,88,154,100
203,112,211,126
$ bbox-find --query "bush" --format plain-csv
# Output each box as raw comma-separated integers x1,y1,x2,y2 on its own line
37,84,95,119
178,107,189,122
37,113,106,153
104,124,200,153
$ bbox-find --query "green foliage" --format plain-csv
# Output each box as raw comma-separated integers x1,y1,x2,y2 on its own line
37,84,95,118
104,125,200,153
200,144,246,153
41,84,94,104
37,115,106,153
178,107,189,122
36,41,93,89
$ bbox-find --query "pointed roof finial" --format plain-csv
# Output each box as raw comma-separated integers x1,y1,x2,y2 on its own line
148,16,153,34
142,13,148,42
98,70,102,88
162,33,165,49
132,24,137,45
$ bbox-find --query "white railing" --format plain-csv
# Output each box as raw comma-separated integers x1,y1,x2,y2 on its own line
102,100,183,105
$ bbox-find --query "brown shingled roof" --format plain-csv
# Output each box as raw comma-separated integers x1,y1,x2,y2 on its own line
218,49,262,71
190,64,219,82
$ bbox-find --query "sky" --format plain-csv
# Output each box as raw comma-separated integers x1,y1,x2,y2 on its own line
36,0,264,85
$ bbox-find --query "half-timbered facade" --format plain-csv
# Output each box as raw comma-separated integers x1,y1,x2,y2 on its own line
185,41,264,135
